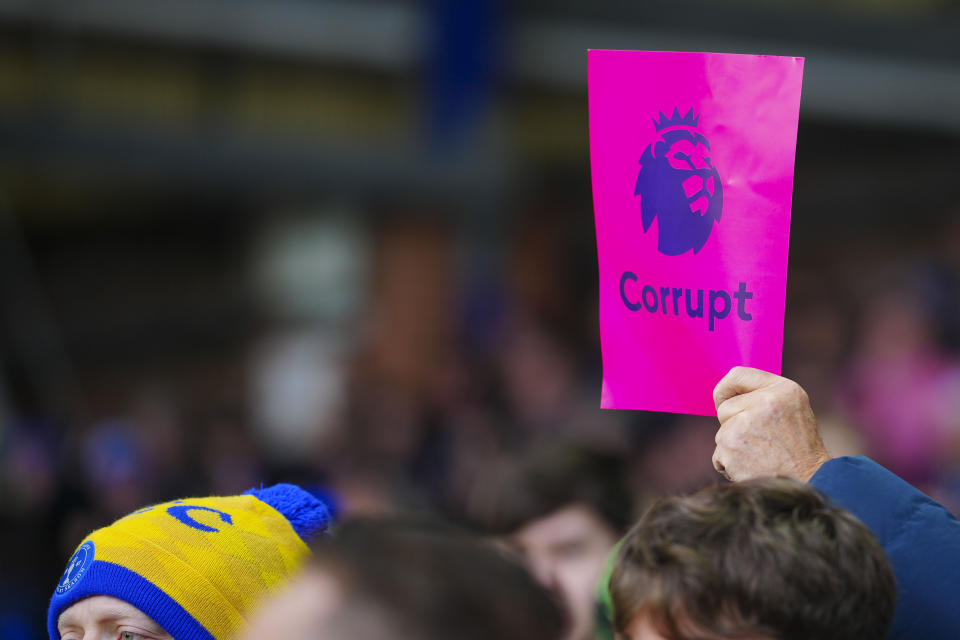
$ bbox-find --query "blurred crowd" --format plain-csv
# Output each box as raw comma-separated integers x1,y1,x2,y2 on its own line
1,1,960,637
3,206,960,639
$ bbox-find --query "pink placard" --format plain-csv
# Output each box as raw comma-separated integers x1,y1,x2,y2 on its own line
589,50,804,415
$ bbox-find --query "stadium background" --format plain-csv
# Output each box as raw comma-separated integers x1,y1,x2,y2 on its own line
1,1,959,637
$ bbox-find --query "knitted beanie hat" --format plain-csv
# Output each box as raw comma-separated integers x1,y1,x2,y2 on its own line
48,484,332,640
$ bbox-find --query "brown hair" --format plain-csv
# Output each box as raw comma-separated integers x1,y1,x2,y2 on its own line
479,445,633,535
310,518,565,640
610,478,895,640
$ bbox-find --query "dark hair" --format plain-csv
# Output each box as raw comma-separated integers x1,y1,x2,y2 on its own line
310,518,565,640
610,478,895,640
479,445,633,535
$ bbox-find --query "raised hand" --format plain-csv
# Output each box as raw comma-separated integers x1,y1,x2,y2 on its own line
712,366,831,482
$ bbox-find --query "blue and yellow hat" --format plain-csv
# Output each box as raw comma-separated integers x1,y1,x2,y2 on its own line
48,484,332,640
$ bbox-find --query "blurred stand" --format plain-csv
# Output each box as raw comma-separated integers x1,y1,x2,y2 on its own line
1,1,959,638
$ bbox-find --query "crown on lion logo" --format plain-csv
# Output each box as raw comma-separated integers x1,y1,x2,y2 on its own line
653,107,700,131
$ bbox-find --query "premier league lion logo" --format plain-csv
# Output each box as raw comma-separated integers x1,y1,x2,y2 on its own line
635,108,723,255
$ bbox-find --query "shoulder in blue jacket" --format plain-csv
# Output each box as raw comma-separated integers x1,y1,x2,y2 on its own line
810,456,960,640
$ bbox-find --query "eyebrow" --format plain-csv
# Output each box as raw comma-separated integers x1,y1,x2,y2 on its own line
59,606,165,632
57,611,81,630
108,613,166,631
56,620,76,633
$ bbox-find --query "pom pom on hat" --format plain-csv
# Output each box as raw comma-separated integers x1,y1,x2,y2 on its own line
244,483,332,540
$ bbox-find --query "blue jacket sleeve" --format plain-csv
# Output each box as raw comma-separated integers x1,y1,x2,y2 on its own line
810,456,960,640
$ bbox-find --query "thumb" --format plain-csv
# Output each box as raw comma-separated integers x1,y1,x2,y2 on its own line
713,366,782,410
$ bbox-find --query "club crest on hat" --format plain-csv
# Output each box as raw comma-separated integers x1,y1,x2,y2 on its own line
56,541,94,595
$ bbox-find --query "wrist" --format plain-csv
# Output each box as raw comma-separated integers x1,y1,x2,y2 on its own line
798,450,831,483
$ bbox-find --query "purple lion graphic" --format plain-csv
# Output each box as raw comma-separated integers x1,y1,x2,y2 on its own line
635,108,723,255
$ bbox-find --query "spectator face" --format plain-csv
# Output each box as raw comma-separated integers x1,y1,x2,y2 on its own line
56,596,173,640
510,504,620,640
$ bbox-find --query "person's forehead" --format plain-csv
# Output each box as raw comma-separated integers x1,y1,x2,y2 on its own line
513,503,616,547
625,612,776,640
625,614,669,640
59,595,152,626
242,570,344,640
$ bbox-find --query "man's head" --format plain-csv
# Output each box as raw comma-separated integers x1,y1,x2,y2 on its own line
610,478,895,640
479,446,632,640
242,518,565,640
49,484,331,640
